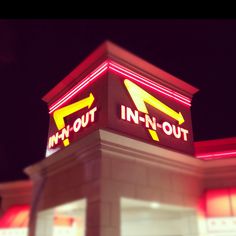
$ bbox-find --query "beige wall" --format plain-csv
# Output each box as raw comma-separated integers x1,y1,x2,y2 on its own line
25,130,206,236
24,129,236,236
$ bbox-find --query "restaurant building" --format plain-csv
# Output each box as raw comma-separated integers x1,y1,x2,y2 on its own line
0,41,236,236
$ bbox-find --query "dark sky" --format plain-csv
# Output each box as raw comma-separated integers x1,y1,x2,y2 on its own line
0,19,236,181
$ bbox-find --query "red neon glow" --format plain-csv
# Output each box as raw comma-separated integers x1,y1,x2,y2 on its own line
48,60,192,113
196,150,236,160
203,188,236,232
198,193,206,217
49,62,108,113
54,215,74,227
206,189,232,217
230,188,236,216
0,205,29,228
109,61,191,104
50,67,106,113
109,66,191,107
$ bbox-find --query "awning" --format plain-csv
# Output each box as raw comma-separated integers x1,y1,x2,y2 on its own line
204,188,236,232
0,205,76,229
0,205,30,228
205,188,236,217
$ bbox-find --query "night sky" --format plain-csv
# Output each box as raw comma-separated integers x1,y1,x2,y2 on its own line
0,19,236,181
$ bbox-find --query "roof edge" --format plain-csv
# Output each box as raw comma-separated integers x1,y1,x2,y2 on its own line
43,40,199,104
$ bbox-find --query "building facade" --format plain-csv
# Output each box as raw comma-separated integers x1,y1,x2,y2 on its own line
1,41,236,236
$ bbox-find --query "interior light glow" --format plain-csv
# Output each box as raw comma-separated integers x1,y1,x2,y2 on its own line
203,188,236,232
48,60,192,114
0,228,28,236
150,202,160,209
0,205,29,228
206,189,231,217
230,188,236,216
207,217,236,232
0,205,29,236
54,215,74,226
196,151,236,160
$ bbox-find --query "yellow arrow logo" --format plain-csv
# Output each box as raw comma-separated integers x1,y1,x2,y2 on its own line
124,79,185,141
53,93,95,146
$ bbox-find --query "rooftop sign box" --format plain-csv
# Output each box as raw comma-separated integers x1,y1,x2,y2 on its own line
43,41,198,157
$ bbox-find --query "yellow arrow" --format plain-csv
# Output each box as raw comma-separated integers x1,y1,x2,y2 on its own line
53,93,95,146
124,79,184,124
124,79,185,141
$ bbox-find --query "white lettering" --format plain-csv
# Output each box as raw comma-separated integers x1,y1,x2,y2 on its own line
172,125,181,139
49,106,98,149
162,121,172,136
121,105,126,120
181,128,189,141
48,132,59,149
89,106,97,122
61,125,70,140
73,118,82,132
126,106,139,124
120,105,189,142
81,113,89,127
145,114,156,130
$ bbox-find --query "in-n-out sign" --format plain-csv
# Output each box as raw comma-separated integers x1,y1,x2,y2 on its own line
48,78,189,149
121,105,189,141
122,79,189,142
48,93,97,149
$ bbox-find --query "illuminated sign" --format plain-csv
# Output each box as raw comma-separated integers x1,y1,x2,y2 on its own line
46,58,195,156
48,93,97,149
106,69,194,155
122,79,188,142
120,105,189,142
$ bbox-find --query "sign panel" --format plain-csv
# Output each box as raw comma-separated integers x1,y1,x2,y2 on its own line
46,74,108,157
48,93,97,149
107,70,194,155
46,60,194,156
